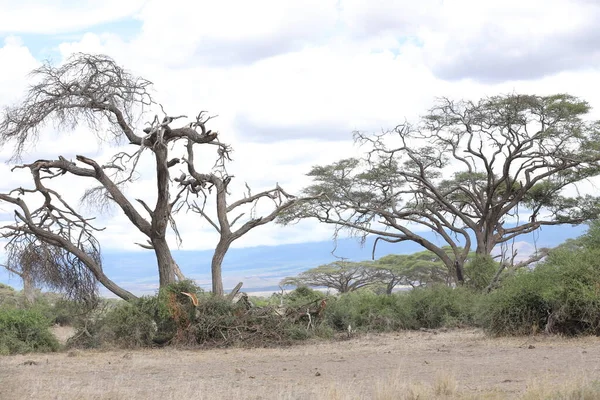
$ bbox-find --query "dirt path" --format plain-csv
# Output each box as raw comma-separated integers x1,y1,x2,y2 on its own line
1,329,599,399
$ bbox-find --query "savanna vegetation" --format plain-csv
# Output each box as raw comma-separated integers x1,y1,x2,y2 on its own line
1,53,600,363
2,219,600,355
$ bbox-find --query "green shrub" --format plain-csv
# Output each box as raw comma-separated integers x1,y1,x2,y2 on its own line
476,272,548,335
0,308,60,354
0,283,23,309
68,296,158,349
464,255,498,290
324,290,415,332
405,285,477,328
69,280,211,349
283,286,325,307
322,286,478,333
478,247,600,336
34,297,96,327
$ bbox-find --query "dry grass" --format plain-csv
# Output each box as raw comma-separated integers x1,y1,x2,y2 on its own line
1,329,600,399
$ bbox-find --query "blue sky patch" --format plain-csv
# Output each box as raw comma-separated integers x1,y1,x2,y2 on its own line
3,17,142,61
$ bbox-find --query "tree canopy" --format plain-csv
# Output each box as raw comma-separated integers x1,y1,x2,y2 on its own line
374,250,454,293
281,261,379,293
281,94,600,284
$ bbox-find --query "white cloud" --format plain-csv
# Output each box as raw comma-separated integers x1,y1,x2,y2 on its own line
125,0,340,67
0,1,145,34
1,0,600,258
0,37,39,102
423,0,600,81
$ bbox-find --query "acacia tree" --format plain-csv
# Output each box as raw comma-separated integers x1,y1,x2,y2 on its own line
375,250,454,294
281,94,600,284
281,260,379,293
0,53,316,299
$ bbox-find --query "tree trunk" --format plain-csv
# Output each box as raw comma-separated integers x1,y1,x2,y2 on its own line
475,227,496,257
152,238,177,287
174,263,186,281
211,238,231,296
22,273,36,305
386,281,394,295
455,260,465,284
96,271,137,301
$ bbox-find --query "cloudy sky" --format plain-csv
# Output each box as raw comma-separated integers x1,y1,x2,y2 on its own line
0,0,598,292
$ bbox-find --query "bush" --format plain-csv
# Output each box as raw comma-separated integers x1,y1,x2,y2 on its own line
0,308,60,354
0,283,24,309
67,296,157,349
69,281,332,349
68,281,205,349
464,255,498,290
324,291,414,332
283,286,325,307
323,286,477,332
405,285,478,329
478,247,600,336
33,297,96,327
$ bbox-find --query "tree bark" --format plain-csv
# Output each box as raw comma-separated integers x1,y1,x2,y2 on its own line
152,238,177,287
386,281,394,295
22,273,36,305
211,238,231,296
455,261,465,284
98,272,137,301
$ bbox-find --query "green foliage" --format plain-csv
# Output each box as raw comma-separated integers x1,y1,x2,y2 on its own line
323,286,478,332
574,219,600,249
283,286,325,306
282,261,379,293
31,297,96,327
68,281,327,349
69,280,204,349
0,308,60,354
375,250,453,291
0,283,20,308
102,298,159,347
405,285,477,328
478,246,600,336
464,255,498,290
324,291,413,332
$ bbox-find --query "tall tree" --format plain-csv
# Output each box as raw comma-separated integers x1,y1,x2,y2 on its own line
0,53,316,299
281,94,600,283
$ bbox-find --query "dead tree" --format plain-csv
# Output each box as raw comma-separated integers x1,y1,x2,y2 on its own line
0,53,321,299
0,54,228,300
177,147,323,295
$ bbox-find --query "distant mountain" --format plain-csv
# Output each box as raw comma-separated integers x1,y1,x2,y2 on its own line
0,223,587,296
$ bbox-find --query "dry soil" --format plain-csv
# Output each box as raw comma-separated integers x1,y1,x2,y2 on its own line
1,329,599,399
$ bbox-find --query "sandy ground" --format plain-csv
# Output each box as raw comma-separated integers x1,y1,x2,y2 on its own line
1,329,599,399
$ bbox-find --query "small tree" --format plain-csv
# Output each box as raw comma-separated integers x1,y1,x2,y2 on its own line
281,94,600,284
281,261,379,293
375,250,454,294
